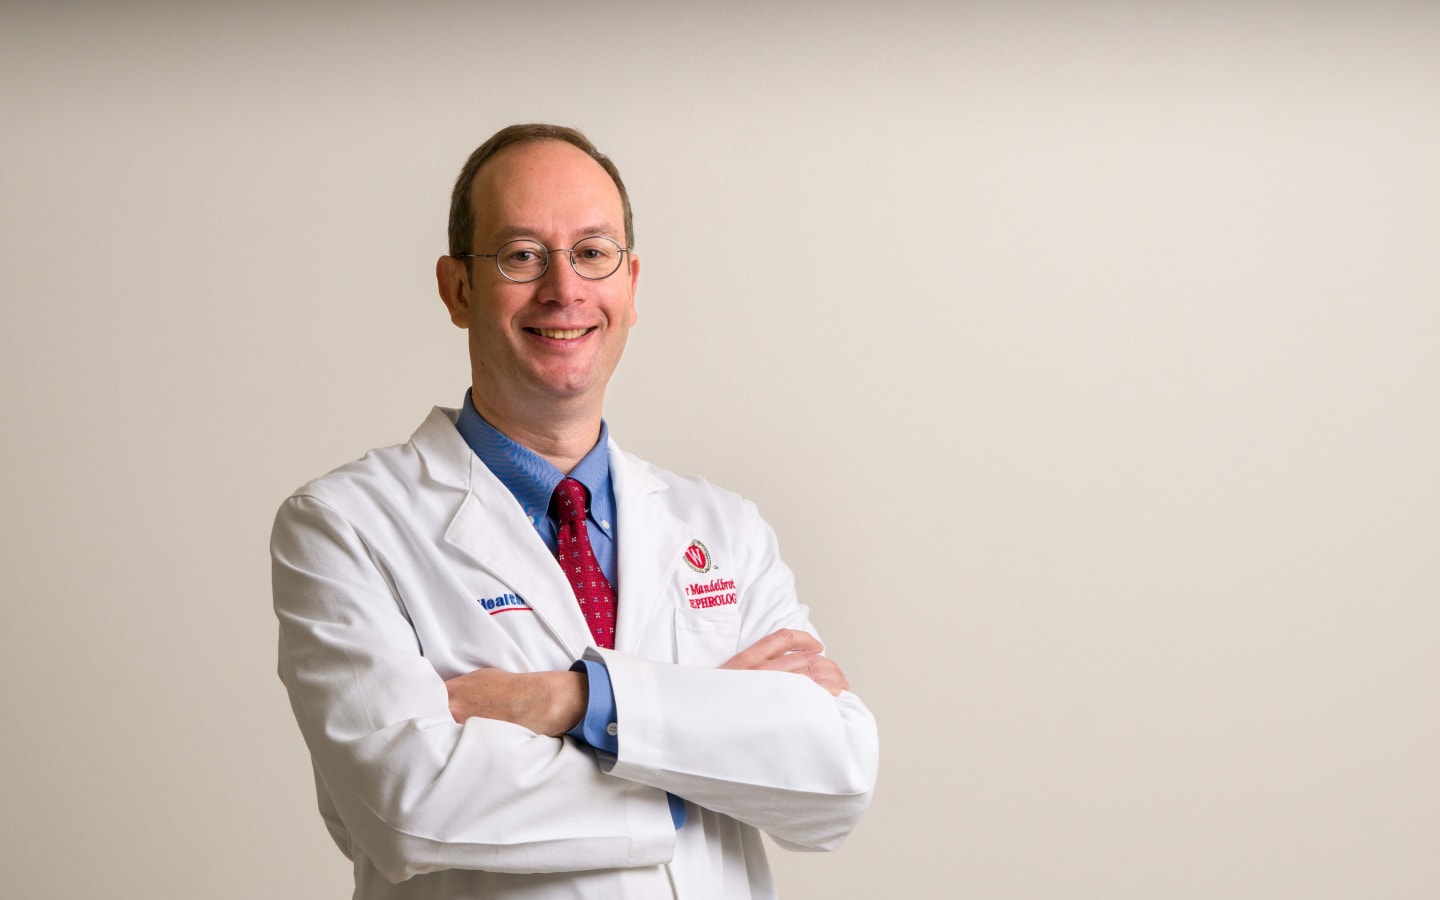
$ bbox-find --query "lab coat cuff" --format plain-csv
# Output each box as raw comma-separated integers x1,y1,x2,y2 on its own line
572,653,687,830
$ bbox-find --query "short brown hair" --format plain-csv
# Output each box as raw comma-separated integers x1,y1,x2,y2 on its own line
447,123,634,257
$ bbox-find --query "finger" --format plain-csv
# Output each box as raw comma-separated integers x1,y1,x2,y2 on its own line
721,629,824,670
748,651,850,696
799,655,848,696
747,650,822,674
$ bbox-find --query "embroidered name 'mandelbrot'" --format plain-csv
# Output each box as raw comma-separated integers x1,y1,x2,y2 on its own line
685,578,737,609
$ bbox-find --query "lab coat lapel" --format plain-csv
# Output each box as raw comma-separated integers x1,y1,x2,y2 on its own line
415,409,594,659
610,444,691,655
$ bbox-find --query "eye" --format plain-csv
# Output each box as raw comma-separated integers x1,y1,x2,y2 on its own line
574,238,617,261
500,241,546,267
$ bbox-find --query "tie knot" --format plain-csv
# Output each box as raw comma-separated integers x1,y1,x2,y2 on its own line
550,478,589,525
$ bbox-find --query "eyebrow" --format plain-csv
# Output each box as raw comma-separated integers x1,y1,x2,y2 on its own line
491,224,623,245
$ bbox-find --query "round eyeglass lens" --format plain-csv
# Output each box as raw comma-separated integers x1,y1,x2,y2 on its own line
570,236,624,279
496,240,548,281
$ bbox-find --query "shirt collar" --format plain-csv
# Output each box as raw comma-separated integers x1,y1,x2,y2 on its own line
454,390,614,529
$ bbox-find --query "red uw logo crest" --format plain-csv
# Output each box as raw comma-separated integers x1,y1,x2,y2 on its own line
683,539,711,573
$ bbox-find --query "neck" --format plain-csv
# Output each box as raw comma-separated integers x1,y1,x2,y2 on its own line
469,389,602,475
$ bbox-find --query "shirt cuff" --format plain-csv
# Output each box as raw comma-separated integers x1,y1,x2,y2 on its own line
566,658,619,755
567,656,687,829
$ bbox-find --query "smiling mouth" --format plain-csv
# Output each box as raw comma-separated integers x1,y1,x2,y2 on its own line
528,327,592,340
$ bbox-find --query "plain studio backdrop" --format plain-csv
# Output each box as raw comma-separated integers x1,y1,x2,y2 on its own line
2,2,1436,898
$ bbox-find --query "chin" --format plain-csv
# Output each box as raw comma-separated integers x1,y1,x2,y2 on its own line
530,375,601,402
537,365,608,393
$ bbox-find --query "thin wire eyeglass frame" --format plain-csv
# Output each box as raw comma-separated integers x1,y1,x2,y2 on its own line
456,236,633,284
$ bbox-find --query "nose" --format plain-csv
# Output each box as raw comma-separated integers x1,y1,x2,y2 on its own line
534,248,586,304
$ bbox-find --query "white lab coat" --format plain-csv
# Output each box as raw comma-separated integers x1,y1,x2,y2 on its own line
272,407,879,900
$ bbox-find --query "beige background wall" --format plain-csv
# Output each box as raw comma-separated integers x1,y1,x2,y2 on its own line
3,2,1437,897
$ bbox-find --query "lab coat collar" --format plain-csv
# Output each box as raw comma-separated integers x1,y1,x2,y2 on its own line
410,406,471,491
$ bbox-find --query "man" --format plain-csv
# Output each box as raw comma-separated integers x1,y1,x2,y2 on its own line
272,124,878,900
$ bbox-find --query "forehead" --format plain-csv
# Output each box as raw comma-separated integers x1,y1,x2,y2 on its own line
470,140,625,242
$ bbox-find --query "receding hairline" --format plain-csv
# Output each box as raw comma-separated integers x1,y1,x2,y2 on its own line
447,124,634,257
464,141,629,250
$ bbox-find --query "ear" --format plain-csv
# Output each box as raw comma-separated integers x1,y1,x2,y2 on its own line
436,255,471,328
625,252,640,326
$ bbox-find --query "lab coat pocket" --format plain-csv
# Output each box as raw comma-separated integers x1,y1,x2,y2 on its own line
673,613,742,668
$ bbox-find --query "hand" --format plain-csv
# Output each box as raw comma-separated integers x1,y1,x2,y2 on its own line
444,668,588,737
721,629,850,696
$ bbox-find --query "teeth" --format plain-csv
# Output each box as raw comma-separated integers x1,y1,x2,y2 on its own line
534,328,587,339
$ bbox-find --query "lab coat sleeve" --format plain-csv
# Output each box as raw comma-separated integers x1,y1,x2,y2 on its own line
272,494,676,883
595,499,879,852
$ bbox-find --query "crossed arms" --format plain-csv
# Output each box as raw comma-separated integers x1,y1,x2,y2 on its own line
444,628,851,736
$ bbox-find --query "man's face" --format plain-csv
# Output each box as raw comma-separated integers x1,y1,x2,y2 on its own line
445,140,638,420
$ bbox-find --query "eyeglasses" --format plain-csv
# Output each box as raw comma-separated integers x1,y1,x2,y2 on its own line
457,236,632,283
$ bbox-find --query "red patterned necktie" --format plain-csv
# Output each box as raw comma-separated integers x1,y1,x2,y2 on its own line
550,478,616,649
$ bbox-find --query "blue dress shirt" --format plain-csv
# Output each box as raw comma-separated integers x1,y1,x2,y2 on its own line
454,392,686,828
